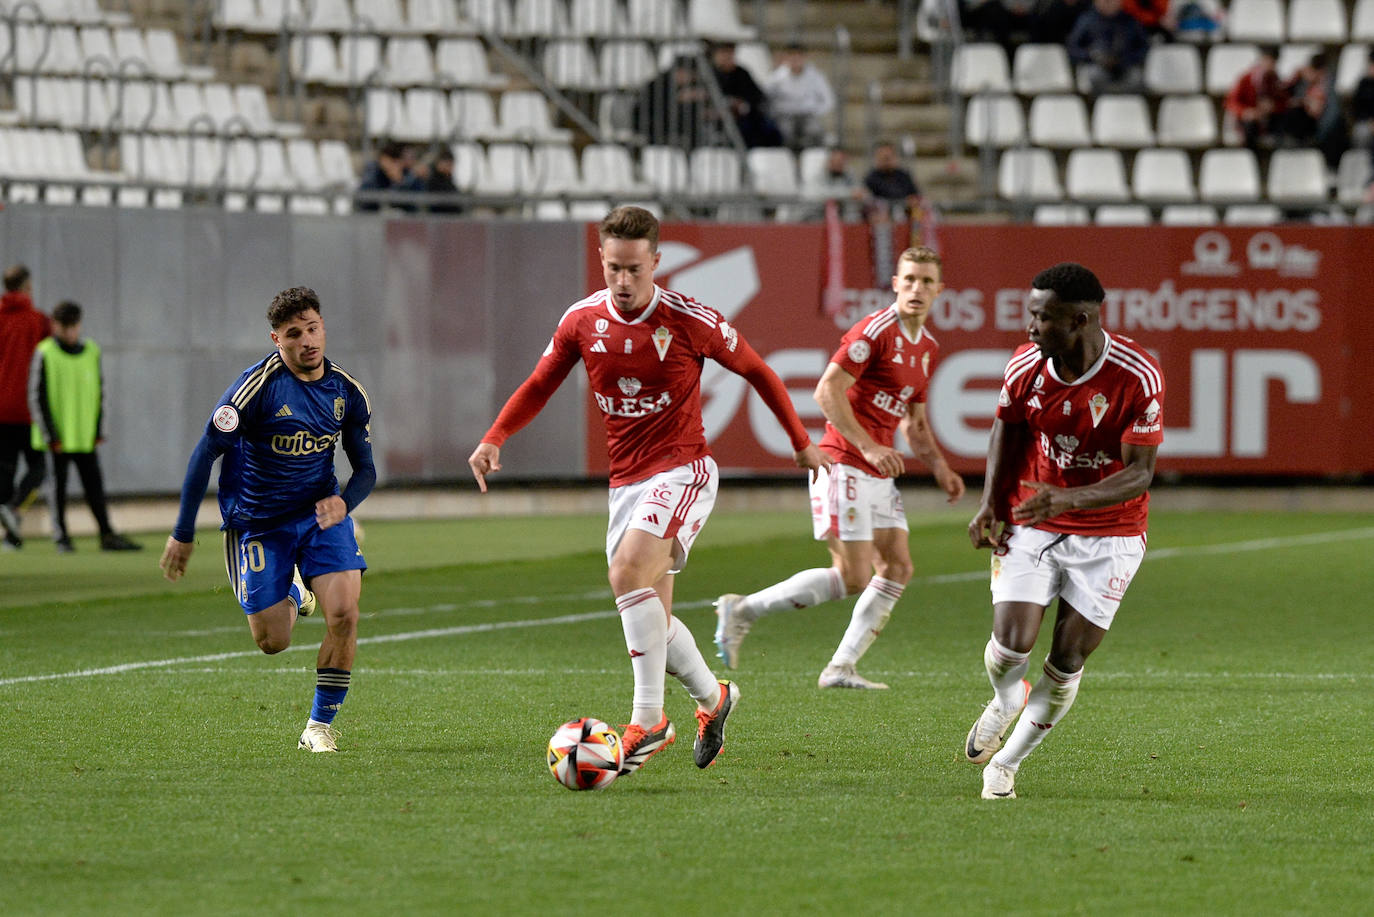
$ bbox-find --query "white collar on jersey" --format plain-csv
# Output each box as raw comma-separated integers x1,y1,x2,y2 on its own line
606,285,663,324
888,303,930,344
1044,328,1111,386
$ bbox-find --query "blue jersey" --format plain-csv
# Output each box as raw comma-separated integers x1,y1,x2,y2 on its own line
172,353,374,540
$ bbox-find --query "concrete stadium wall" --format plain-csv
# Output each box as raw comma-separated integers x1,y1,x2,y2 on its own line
0,205,589,494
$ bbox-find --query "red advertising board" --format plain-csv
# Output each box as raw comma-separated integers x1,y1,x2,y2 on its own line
584,223,1374,477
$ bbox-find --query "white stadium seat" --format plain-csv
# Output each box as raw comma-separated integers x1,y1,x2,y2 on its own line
952,43,1011,94
1133,148,1197,202
998,147,1062,201
1198,148,1262,203
1144,43,1203,94
1266,148,1328,206
1065,148,1130,202
964,95,1026,147
1091,95,1154,148
1287,0,1347,43
1028,94,1090,148
1013,44,1074,94
1156,95,1218,147
1226,0,1285,43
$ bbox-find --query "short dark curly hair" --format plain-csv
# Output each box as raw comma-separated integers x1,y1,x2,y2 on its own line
1031,263,1105,306
267,286,321,328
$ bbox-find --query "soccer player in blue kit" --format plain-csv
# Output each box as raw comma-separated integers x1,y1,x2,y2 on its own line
159,287,375,753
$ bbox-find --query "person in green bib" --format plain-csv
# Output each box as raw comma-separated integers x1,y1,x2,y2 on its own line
28,301,140,553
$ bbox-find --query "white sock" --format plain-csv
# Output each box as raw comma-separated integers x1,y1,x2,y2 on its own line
984,633,1031,712
994,660,1082,769
829,576,903,668
617,588,666,728
742,567,845,618
665,616,721,709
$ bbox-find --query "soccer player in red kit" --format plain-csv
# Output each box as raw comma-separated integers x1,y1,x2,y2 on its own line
965,262,1164,800
468,206,829,776
714,247,964,688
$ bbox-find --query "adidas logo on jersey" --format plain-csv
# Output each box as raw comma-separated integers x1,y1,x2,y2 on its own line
590,340,608,353
275,404,293,417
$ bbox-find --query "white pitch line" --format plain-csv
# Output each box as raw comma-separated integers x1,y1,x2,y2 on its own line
4,526,1371,689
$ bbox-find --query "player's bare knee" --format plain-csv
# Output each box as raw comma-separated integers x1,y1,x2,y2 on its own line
607,563,648,596
876,558,913,585
255,632,291,654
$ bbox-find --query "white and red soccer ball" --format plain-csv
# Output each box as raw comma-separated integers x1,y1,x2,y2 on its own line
547,717,623,790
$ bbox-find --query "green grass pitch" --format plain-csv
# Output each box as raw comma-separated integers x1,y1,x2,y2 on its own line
2,506,1372,915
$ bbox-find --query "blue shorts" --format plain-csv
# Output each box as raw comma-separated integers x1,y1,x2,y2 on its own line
222,513,367,614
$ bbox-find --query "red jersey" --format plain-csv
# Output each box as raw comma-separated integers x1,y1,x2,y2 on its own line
996,331,1164,536
819,305,938,477
484,285,809,487
0,291,51,425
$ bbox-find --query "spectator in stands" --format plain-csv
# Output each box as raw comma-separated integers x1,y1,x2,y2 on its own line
1033,0,1090,44
861,141,923,223
634,55,710,148
0,264,49,550
1066,0,1149,97
709,41,783,148
356,140,425,212
425,146,465,215
764,43,836,152
1166,0,1223,41
959,0,1040,50
1281,52,1346,169
1349,50,1374,201
1224,46,1289,152
1122,0,1170,38
29,301,141,553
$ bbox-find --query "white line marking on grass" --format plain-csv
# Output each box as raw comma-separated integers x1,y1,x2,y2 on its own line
6,526,1372,689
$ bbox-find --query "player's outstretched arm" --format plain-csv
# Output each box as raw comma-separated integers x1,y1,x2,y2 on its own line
159,537,195,582
468,442,501,493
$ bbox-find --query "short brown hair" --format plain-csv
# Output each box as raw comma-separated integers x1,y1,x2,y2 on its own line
897,246,942,278
598,206,659,251
267,286,322,328
52,301,82,326
3,264,30,292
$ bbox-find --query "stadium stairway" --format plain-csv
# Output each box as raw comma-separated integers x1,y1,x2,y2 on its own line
740,0,981,209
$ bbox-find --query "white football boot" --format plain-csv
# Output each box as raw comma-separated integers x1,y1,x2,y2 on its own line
981,761,1017,799
713,594,753,669
965,679,1031,763
292,570,317,617
817,663,889,690
298,721,339,752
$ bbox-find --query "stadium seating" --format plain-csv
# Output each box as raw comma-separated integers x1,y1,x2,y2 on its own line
1287,0,1348,42
1012,44,1074,95
1144,43,1204,94
1094,204,1153,224
998,148,1062,201
1156,95,1219,147
1133,148,1198,202
952,43,1012,94
1227,0,1286,43
1090,95,1155,148
1198,148,1263,203
1032,203,1091,224
1028,94,1091,148
964,95,1026,147
1066,148,1131,202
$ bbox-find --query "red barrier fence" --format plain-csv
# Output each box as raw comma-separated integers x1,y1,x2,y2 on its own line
584,223,1374,477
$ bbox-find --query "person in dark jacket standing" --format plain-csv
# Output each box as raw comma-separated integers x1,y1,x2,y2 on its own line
0,264,50,549
29,301,140,553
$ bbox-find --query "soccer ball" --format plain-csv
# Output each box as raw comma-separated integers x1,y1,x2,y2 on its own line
547,717,623,791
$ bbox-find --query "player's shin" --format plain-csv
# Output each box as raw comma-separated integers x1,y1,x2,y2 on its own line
994,660,1082,768
665,616,720,707
829,576,903,666
985,633,1031,710
617,588,668,727
744,567,845,618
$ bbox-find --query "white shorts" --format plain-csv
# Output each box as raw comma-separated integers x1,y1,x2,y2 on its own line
989,525,1147,630
606,456,718,575
809,462,907,542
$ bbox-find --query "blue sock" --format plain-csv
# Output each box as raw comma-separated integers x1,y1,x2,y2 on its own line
310,668,350,725
287,583,304,614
